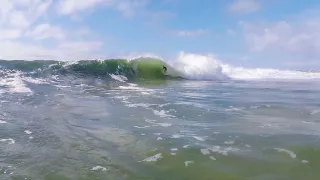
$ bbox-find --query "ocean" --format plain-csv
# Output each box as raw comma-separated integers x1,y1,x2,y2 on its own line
1,57,320,180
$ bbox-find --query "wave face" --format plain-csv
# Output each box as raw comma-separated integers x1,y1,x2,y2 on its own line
1,54,320,82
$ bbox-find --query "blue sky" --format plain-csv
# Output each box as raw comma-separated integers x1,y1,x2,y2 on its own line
0,0,320,70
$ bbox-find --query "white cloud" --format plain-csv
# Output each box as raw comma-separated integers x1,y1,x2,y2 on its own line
56,0,147,18
0,40,105,60
9,10,31,28
240,19,320,54
228,0,260,14
58,41,103,52
115,0,147,17
25,23,66,40
0,0,52,28
0,29,21,40
56,0,108,15
175,29,207,37
0,0,106,60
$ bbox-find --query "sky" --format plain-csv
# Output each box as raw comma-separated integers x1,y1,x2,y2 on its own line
0,0,320,70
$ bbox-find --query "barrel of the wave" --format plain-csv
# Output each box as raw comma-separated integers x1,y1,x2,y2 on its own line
129,58,181,80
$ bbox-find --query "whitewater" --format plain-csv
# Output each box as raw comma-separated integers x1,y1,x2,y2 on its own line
1,52,320,180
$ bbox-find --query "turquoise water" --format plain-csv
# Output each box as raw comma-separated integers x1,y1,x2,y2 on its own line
1,60,320,180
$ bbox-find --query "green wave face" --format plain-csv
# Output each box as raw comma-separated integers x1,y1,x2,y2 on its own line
130,58,168,79
0,58,183,82
63,59,135,77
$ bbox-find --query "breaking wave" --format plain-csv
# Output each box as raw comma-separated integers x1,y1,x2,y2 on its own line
0,52,320,82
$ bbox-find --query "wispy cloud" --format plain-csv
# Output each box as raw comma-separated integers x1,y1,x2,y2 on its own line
228,0,260,14
175,29,208,37
227,29,236,36
56,0,109,15
56,0,147,18
25,24,66,41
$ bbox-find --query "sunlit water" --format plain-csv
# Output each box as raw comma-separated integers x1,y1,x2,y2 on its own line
1,75,320,180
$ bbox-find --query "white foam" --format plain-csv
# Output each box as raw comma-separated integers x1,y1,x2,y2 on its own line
302,121,315,124
209,146,239,156
152,110,173,118
170,148,178,151
24,130,32,135
225,106,243,112
126,103,151,108
183,145,191,148
0,120,7,124
134,126,150,129
166,51,320,81
245,144,251,148
157,123,172,127
91,166,108,171
184,161,194,167
0,71,33,94
302,160,309,164
109,74,128,82
55,85,71,88
209,156,216,160
193,136,205,141
171,134,183,138
146,119,157,124
118,86,142,90
142,153,162,162
141,92,151,95
200,148,211,155
274,148,296,159
157,137,163,140
127,83,138,87
0,138,15,144
311,110,320,115
23,77,49,85
170,153,177,155
224,141,235,145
